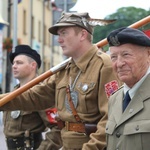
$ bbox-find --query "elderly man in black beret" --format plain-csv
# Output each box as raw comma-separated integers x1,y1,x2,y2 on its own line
3,45,62,150
105,27,150,150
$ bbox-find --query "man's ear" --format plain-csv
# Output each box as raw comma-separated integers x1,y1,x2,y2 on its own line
80,29,88,40
31,61,37,70
148,49,150,55
147,49,150,65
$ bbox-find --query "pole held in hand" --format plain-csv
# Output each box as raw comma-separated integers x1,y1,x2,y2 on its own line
96,15,150,48
0,16,150,106
0,57,71,106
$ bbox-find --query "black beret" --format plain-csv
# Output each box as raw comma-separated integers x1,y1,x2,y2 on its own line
9,45,41,68
107,27,150,47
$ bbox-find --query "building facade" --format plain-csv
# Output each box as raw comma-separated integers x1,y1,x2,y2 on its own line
0,0,65,92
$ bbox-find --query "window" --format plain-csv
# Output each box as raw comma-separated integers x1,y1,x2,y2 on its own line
23,10,27,35
44,24,47,45
31,16,35,38
38,21,41,42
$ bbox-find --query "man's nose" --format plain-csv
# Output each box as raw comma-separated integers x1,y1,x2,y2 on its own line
116,57,125,67
57,36,63,43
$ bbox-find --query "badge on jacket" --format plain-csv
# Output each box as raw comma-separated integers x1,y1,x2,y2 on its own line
65,91,78,113
105,80,119,98
11,110,21,119
46,108,57,124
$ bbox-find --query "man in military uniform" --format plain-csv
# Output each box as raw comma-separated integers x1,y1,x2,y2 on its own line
3,45,62,150
0,12,121,150
106,27,150,150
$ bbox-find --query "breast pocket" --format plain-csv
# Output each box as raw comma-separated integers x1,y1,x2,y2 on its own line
56,82,68,110
20,111,33,116
124,120,150,135
123,120,150,150
76,81,96,113
105,120,116,135
105,120,116,150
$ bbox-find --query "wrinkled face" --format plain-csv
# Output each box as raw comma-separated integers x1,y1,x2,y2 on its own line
57,27,82,58
12,55,35,79
110,44,150,88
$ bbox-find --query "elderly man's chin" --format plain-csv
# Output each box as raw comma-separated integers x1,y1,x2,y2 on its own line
118,74,130,82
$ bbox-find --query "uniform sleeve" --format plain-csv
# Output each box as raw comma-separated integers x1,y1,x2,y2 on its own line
82,56,121,150
37,126,62,150
37,108,62,150
0,75,56,111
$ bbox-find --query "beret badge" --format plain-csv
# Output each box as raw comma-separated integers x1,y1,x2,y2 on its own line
109,36,120,46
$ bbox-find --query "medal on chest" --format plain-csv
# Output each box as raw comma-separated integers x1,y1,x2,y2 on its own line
65,91,78,113
65,70,81,113
11,110,21,119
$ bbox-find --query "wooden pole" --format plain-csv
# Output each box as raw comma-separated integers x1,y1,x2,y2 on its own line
0,58,71,106
0,15,150,106
96,15,150,48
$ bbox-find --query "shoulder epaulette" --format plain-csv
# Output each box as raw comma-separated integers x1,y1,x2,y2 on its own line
96,49,112,67
111,85,124,95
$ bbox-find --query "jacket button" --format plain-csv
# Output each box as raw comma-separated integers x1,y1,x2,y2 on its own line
135,125,139,131
116,132,121,138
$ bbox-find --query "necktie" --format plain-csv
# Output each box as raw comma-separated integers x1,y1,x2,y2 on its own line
123,91,131,112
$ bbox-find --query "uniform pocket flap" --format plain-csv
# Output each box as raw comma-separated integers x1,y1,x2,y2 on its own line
56,82,67,90
105,120,116,135
124,120,150,135
76,82,95,94
21,111,33,115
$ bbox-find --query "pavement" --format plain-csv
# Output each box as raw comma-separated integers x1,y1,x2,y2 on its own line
0,125,7,150
0,112,7,149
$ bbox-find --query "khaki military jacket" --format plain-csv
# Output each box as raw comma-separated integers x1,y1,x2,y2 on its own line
1,45,121,150
3,110,46,136
106,74,150,150
3,86,62,150
3,85,46,137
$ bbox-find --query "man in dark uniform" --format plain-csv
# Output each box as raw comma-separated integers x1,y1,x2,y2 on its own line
3,45,62,150
0,12,121,150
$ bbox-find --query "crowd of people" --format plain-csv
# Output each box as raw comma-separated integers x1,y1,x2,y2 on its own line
0,12,149,150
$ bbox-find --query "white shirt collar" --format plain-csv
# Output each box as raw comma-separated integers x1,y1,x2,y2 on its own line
124,67,150,99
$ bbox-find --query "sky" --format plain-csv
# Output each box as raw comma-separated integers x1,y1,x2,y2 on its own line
70,0,150,18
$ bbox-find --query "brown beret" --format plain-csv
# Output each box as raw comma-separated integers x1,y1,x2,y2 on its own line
49,12,94,35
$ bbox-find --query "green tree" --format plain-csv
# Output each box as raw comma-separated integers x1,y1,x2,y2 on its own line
93,7,150,51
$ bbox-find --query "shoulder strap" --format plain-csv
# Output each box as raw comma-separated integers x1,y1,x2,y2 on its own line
97,50,112,67
66,85,82,122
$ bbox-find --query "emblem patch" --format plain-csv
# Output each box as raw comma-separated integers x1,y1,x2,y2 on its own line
105,80,119,98
82,84,88,92
46,108,57,124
